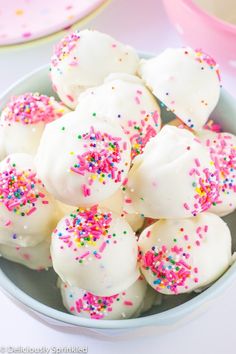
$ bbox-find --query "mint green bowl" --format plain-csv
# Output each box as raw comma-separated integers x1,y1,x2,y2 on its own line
0,59,236,337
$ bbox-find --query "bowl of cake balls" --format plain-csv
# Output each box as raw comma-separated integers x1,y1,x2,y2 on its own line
0,29,236,337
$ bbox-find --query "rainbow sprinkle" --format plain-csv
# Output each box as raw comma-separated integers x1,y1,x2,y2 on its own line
2,93,64,125
194,48,221,81
139,223,210,293
51,30,80,67
189,161,220,216
123,110,160,159
65,283,136,320
70,126,126,197
205,132,236,204
54,206,116,261
0,158,49,217
139,244,192,294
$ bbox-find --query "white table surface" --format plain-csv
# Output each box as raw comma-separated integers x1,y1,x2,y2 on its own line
0,0,236,353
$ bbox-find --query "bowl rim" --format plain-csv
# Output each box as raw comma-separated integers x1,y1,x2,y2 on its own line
180,0,236,34
0,63,236,330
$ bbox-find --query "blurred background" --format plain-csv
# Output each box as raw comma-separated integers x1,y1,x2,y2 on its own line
0,0,236,96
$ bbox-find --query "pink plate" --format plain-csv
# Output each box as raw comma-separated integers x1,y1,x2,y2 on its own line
0,0,107,46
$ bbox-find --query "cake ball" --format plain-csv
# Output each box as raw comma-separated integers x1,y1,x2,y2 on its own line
198,129,236,216
124,125,220,219
0,93,68,155
59,276,157,320
139,48,220,130
138,212,232,295
51,206,139,296
0,153,58,247
36,111,131,206
50,29,139,109
76,73,161,159
0,237,52,270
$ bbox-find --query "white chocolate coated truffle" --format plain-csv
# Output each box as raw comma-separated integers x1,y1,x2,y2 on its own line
0,237,52,270
36,111,131,206
138,212,232,294
0,93,68,155
198,129,236,216
51,206,139,296
0,153,58,247
50,29,139,109
59,276,155,320
124,126,220,219
139,48,220,130
76,73,161,159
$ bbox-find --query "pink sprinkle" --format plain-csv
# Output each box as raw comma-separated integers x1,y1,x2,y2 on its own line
125,198,132,204
82,184,91,197
124,301,133,306
146,231,151,238
122,178,128,186
194,158,201,167
152,110,159,126
4,220,12,227
26,207,36,216
66,95,74,102
22,32,32,38
135,96,141,104
80,251,90,259
70,167,85,175
183,203,190,210
99,242,107,253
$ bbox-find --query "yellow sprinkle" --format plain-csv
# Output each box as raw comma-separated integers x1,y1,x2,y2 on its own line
15,9,24,15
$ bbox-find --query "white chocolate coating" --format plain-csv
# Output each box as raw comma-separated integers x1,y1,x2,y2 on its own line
139,47,220,130
138,212,232,294
76,73,161,159
99,189,144,232
36,111,131,206
0,126,6,161
0,153,58,247
0,93,68,155
51,206,139,296
59,276,157,320
198,129,236,216
50,29,139,109
124,126,220,219
0,237,52,270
